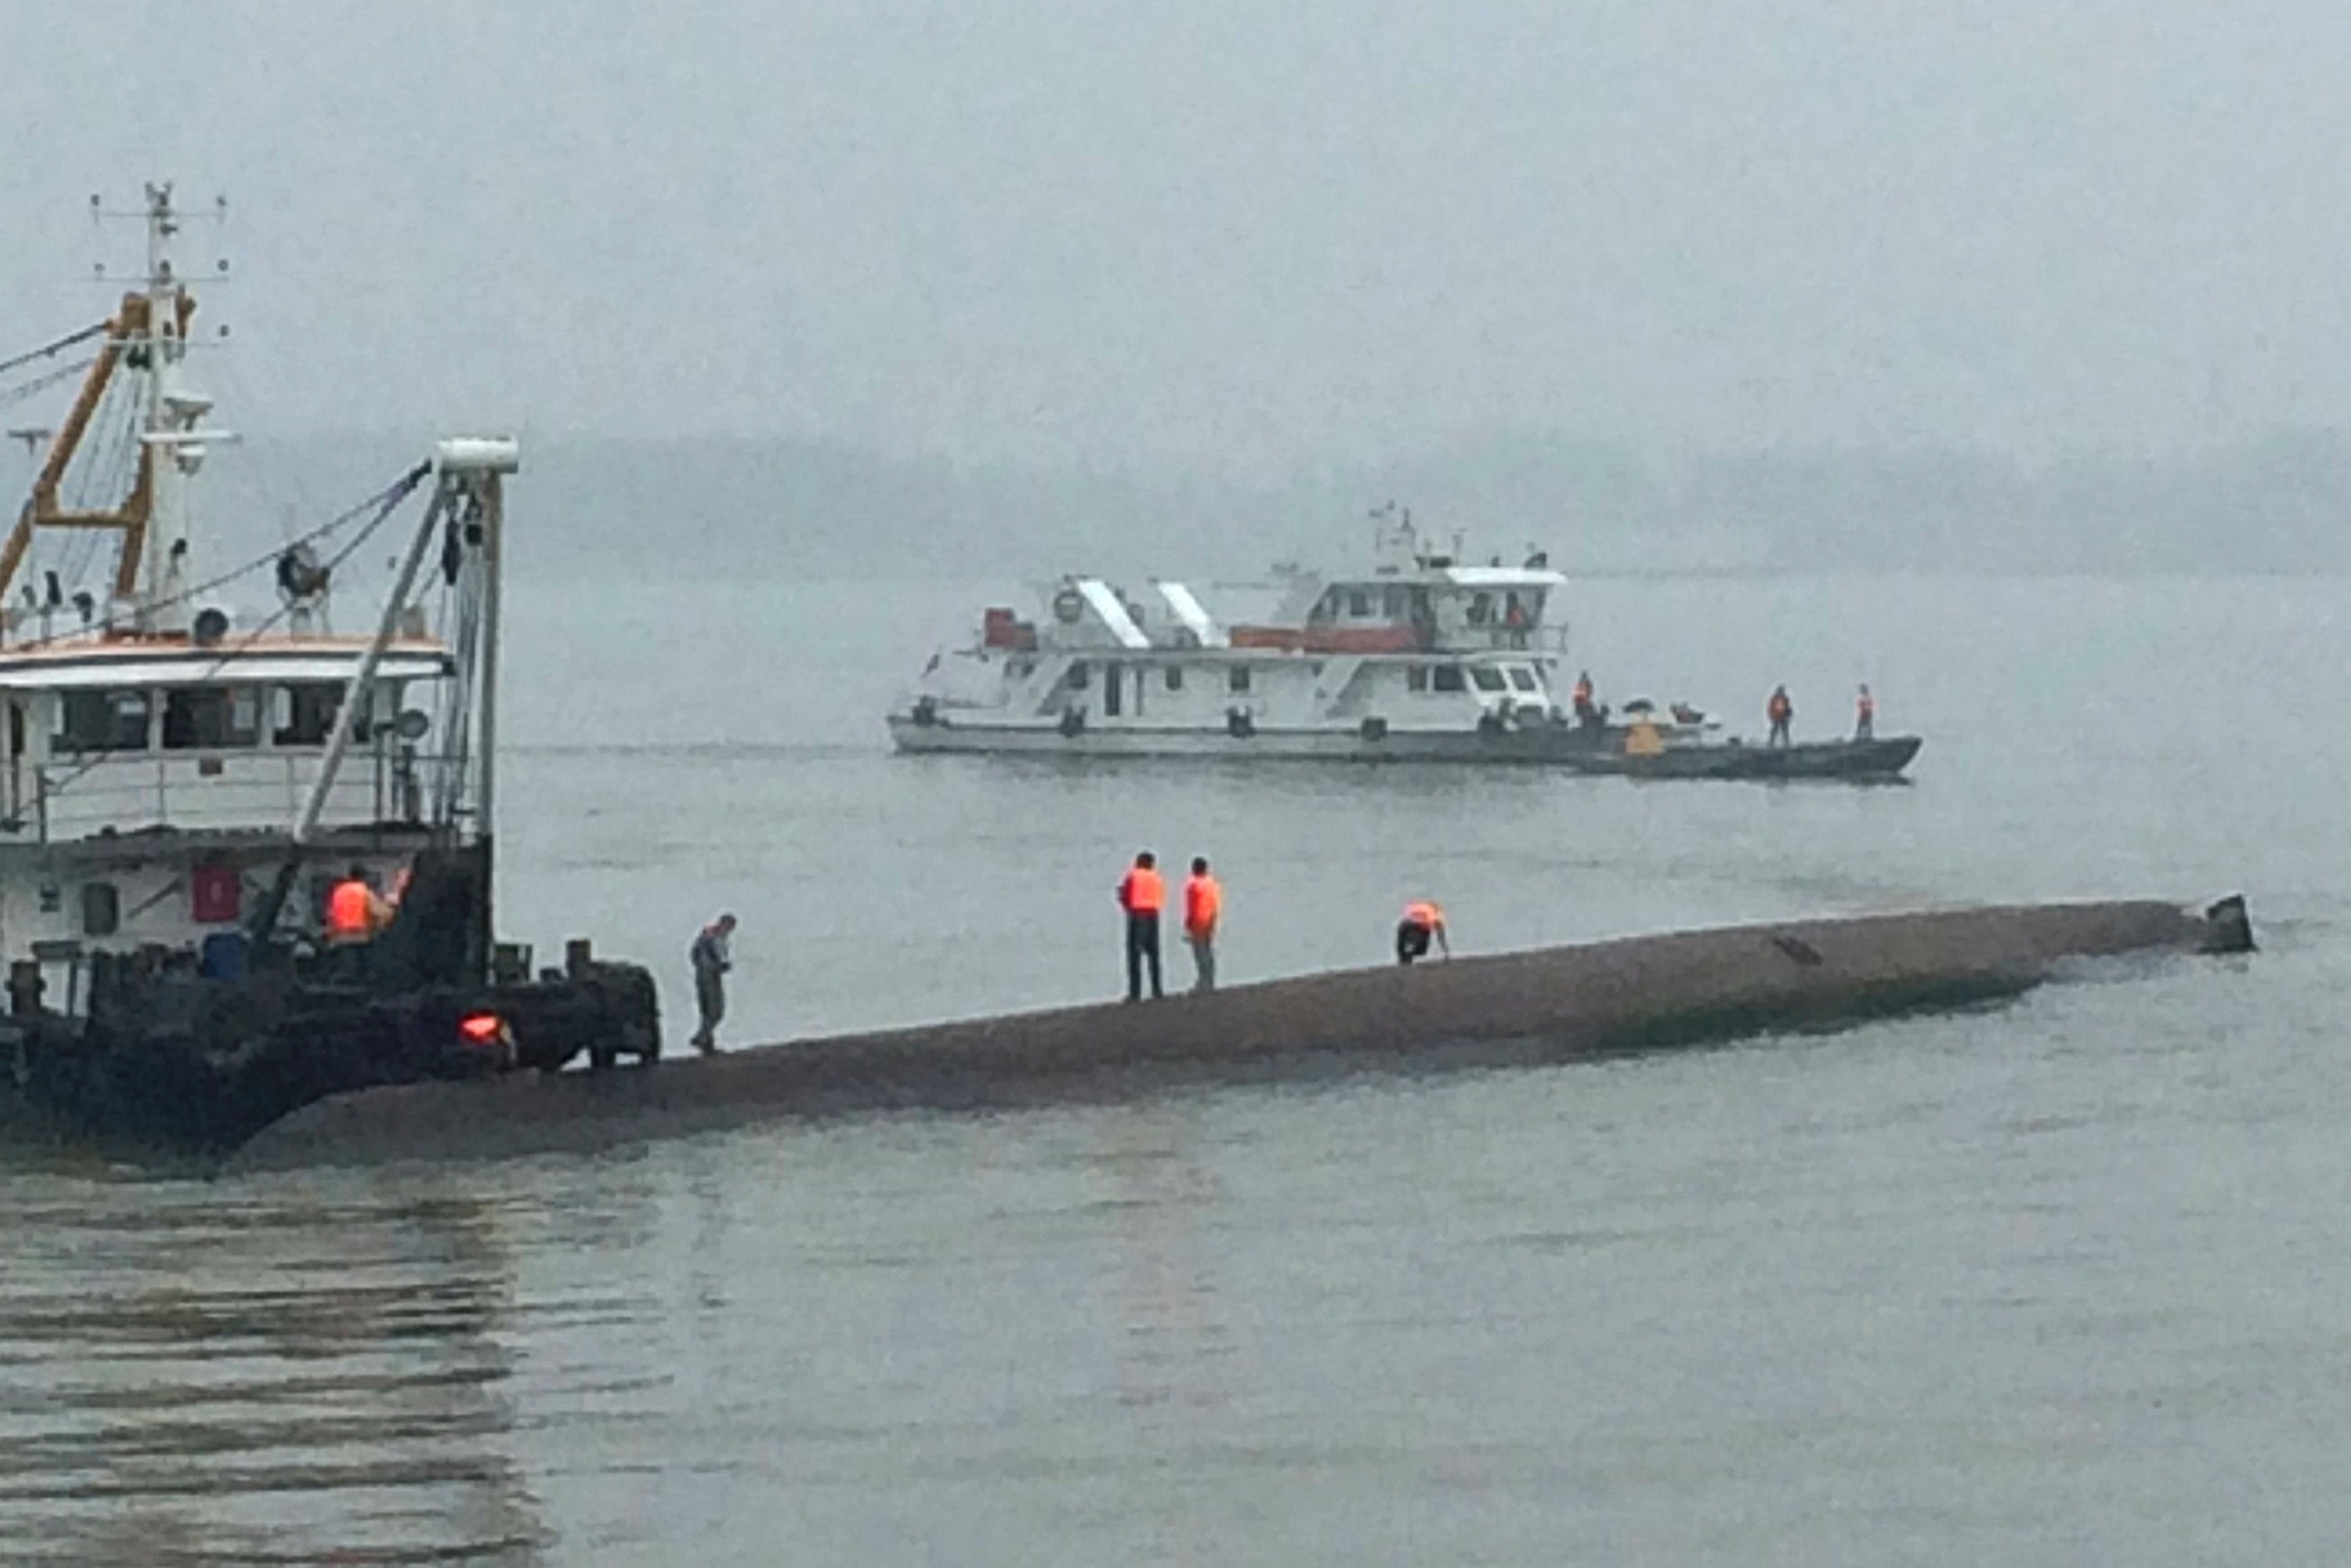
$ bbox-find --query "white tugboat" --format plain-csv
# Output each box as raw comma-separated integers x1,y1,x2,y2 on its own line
891,503,1922,777
890,509,1624,760
0,185,657,1152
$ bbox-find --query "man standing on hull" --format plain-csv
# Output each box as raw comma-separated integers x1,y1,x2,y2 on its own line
1183,856,1222,993
1117,852,1166,1001
690,912,737,1054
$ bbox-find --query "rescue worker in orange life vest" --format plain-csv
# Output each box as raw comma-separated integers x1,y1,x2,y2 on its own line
1396,900,1450,966
1854,683,1876,741
1767,685,1794,748
1183,856,1222,994
326,865,392,945
1571,670,1598,727
1117,852,1166,1001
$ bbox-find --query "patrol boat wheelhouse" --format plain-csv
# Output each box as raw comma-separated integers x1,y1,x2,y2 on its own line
0,185,493,1014
890,512,1595,760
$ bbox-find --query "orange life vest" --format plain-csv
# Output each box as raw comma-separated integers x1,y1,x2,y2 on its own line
1768,694,1791,721
1858,692,1876,717
1184,874,1222,936
1402,900,1444,930
327,879,377,940
1572,677,1593,705
1120,867,1166,913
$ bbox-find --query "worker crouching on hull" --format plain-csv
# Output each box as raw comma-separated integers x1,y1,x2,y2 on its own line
1396,901,1449,965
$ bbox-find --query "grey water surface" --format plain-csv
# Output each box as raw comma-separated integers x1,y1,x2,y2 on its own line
3,574,2344,1564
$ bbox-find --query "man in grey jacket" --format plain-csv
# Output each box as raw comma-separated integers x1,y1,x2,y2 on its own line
689,913,737,1054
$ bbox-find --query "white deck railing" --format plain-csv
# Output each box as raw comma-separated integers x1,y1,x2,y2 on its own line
26,750,438,842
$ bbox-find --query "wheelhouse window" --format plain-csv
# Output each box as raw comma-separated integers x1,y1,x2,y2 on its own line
273,683,345,748
1383,587,1406,618
55,689,151,753
1432,666,1467,693
1467,592,1493,626
1507,667,1540,693
1067,662,1089,691
1407,665,1429,692
1229,665,1252,694
164,686,262,750
1470,667,1508,693
1165,665,1184,691
1348,589,1371,617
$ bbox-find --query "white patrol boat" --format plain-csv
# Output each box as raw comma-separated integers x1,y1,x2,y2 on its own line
889,509,1634,761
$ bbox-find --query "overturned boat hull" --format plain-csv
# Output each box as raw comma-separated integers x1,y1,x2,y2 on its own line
231,896,2249,1171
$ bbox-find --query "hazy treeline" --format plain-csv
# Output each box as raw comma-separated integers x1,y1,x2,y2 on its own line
193,429,2351,588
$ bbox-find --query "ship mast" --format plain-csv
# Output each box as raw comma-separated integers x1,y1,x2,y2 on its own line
0,182,232,636
127,182,232,629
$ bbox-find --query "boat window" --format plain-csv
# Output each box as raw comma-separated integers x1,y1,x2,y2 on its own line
1467,592,1492,626
1407,665,1429,692
272,683,345,748
1507,667,1540,692
1165,665,1183,691
82,881,119,937
163,686,262,750
55,689,151,753
1471,667,1508,693
1104,665,1123,717
1067,661,1089,691
1432,666,1467,693
1383,587,1405,618
1309,591,1337,624
1348,589,1371,618
1229,665,1252,694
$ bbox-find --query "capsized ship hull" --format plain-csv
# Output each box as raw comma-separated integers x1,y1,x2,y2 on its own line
233,896,2249,1171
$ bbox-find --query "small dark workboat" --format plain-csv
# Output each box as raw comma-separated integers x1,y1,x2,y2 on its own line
1553,734,1923,780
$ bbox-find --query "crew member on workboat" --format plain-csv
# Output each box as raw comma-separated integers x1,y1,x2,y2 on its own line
1767,686,1795,748
1396,901,1449,966
1117,852,1166,1002
1183,857,1222,994
326,866,393,946
1854,684,1875,741
1572,671,1598,727
690,913,737,1054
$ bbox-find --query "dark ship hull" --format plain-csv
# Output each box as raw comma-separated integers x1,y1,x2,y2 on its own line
0,847,658,1154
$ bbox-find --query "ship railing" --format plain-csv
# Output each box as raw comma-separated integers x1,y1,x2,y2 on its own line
23,750,453,844
1437,625,1572,655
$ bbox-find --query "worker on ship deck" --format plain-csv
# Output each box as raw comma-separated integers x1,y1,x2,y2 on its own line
1767,686,1795,748
325,865,393,946
1117,852,1166,1001
690,913,737,1054
1396,901,1450,966
1183,857,1222,994
1571,670,1598,728
1854,684,1876,741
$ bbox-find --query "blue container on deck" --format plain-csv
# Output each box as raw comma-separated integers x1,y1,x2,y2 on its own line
200,931,249,981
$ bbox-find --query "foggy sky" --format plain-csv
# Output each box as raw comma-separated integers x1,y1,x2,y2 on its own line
7,0,2349,475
